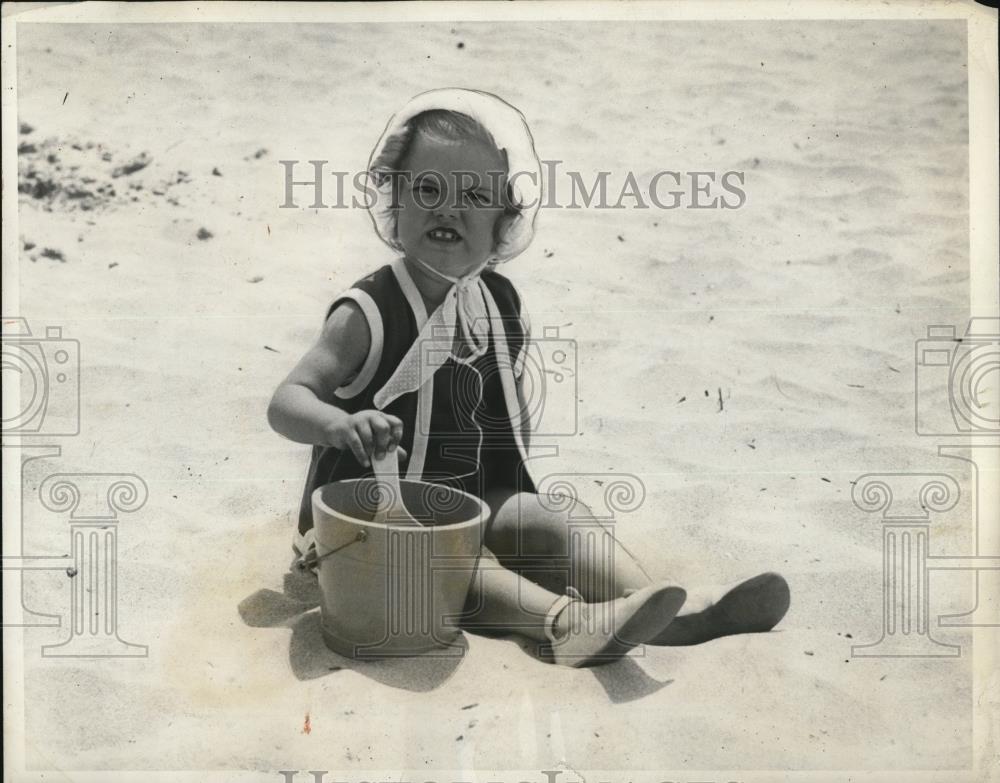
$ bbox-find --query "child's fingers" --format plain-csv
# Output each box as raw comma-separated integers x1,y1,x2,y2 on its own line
353,419,375,465
384,414,404,449
344,429,369,467
370,415,392,459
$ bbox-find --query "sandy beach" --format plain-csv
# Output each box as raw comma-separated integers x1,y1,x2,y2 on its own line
8,15,990,778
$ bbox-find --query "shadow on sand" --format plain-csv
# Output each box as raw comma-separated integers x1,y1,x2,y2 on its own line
238,569,465,691
239,568,674,701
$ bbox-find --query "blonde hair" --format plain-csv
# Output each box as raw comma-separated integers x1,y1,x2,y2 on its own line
369,109,522,261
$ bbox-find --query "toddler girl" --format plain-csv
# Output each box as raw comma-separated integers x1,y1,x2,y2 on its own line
268,88,789,666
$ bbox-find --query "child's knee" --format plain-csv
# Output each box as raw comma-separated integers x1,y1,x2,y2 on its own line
515,492,578,554
489,491,606,557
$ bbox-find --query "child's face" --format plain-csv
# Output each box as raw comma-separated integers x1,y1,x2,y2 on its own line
395,133,507,277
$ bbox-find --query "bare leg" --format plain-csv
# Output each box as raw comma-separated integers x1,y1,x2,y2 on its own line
485,490,789,645
460,545,685,667
461,550,561,642
484,490,655,602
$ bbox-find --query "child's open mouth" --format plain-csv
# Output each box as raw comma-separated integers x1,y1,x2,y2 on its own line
426,227,462,244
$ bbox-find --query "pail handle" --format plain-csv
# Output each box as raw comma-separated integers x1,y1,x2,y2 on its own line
372,450,423,526
309,528,368,568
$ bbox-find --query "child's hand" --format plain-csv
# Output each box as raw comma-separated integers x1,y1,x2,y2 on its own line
325,410,404,467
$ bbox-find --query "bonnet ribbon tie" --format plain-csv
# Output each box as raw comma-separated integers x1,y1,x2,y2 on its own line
373,258,493,410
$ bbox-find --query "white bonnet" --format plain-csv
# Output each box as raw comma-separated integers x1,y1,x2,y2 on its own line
366,88,541,263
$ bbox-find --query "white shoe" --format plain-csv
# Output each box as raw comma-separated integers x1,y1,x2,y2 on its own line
543,584,687,668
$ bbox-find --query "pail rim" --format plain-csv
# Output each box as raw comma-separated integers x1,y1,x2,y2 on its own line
311,478,491,532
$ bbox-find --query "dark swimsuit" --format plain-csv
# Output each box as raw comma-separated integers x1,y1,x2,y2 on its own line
295,261,535,550
422,328,530,519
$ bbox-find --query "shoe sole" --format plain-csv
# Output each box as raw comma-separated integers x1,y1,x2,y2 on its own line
568,585,687,668
712,572,790,635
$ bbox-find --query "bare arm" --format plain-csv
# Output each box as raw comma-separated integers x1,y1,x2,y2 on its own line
267,302,402,465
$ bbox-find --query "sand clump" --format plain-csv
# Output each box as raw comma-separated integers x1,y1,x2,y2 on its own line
17,121,192,214
17,120,221,261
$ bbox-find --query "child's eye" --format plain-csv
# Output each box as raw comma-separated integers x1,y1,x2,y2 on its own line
466,191,489,206
415,183,439,195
